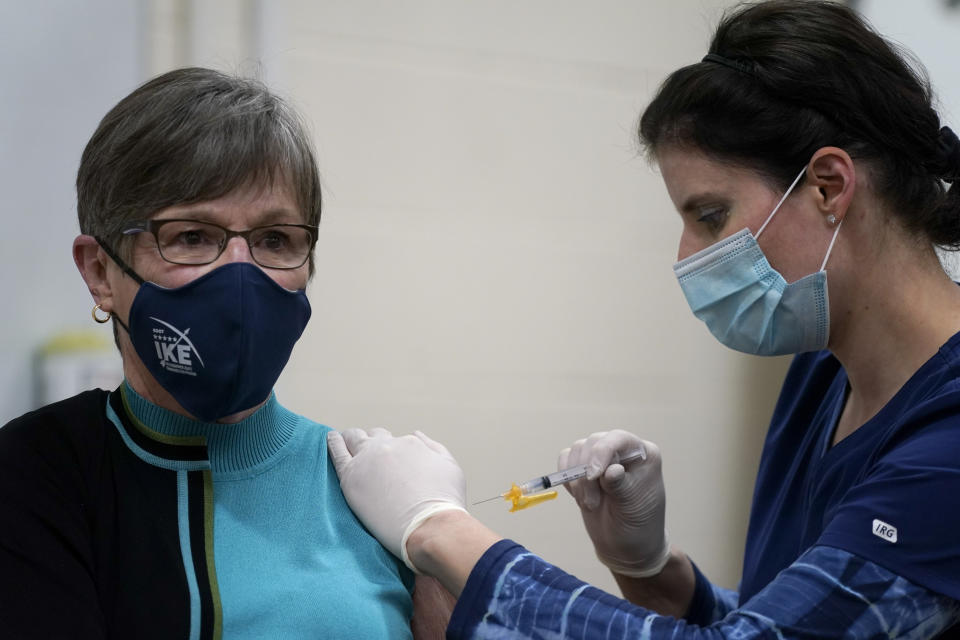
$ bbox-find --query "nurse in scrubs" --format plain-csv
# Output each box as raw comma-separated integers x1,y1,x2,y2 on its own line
330,1,960,637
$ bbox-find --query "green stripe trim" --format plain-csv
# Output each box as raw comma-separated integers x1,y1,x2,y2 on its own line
203,470,223,640
120,384,207,447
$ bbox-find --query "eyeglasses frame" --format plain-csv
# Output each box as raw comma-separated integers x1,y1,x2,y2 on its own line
121,218,319,270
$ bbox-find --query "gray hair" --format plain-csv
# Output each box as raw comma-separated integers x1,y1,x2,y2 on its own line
77,67,322,272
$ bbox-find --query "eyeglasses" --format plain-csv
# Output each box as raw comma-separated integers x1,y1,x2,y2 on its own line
122,218,318,269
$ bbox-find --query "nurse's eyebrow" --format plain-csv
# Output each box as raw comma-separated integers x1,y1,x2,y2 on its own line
679,192,727,214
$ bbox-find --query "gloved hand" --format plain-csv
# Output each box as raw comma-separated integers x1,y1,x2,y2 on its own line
560,429,669,578
327,428,468,573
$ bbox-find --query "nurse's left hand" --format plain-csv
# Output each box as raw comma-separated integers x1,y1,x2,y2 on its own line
327,428,468,573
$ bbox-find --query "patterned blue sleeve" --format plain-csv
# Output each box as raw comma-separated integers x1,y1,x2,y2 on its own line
684,561,739,626
447,541,960,639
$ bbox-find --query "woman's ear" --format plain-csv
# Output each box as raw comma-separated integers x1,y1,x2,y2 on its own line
807,147,856,225
73,235,115,313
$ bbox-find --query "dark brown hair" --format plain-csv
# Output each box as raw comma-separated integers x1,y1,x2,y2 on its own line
640,1,960,247
77,67,322,270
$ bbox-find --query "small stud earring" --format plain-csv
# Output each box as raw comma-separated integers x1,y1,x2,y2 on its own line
826,214,837,225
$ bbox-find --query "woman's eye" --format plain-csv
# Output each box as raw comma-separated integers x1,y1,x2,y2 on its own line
169,228,219,247
177,230,207,246
697,206,728,232
255,230,291,252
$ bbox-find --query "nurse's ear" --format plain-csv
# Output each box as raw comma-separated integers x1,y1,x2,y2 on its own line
806,147,856,226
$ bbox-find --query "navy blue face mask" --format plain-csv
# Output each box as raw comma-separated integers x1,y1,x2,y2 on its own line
99,243,311,421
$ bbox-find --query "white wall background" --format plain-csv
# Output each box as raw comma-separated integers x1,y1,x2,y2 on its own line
0,2,139,411
248,0,780,593
2,0,957,597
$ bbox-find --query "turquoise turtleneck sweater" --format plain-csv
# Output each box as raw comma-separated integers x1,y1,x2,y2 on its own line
112,381,414,638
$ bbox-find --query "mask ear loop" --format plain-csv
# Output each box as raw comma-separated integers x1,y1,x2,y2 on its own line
752,166,843,272
819,217,843,272
754,167,808,240
94,238,145,285
93,237,142,334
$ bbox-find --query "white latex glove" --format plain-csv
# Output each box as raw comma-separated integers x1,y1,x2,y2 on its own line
560,429,670,578
327,428,468,573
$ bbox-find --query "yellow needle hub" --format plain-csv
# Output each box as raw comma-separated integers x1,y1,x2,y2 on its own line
503,483,558,512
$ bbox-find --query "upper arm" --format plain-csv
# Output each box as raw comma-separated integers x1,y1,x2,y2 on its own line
411,575,457,640
0,413,106,637
731,546,960,639
816,414,960,600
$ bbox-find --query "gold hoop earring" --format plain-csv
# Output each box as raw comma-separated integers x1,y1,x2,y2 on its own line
92,304,112,324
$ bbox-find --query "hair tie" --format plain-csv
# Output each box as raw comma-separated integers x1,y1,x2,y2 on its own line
934,126,960,184
702,53,757,77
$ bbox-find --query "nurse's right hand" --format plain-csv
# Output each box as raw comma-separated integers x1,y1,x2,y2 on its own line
327,428,468,573
560,430,670,578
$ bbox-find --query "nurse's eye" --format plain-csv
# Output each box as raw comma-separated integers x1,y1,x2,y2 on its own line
697,206,728,233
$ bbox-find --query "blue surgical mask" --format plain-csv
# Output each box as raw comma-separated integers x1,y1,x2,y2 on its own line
672,168,842,356
100,251,312,421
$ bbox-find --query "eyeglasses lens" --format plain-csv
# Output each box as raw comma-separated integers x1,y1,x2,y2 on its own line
155,221,312,268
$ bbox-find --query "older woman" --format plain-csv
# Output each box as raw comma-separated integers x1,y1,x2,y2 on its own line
0,67,449,639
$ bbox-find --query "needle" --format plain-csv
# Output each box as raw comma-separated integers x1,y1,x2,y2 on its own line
472,447,647,510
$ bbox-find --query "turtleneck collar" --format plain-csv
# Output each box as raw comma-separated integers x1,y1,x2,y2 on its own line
118,381,299,475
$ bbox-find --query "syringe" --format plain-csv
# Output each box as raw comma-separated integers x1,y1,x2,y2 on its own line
474,447,647,512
